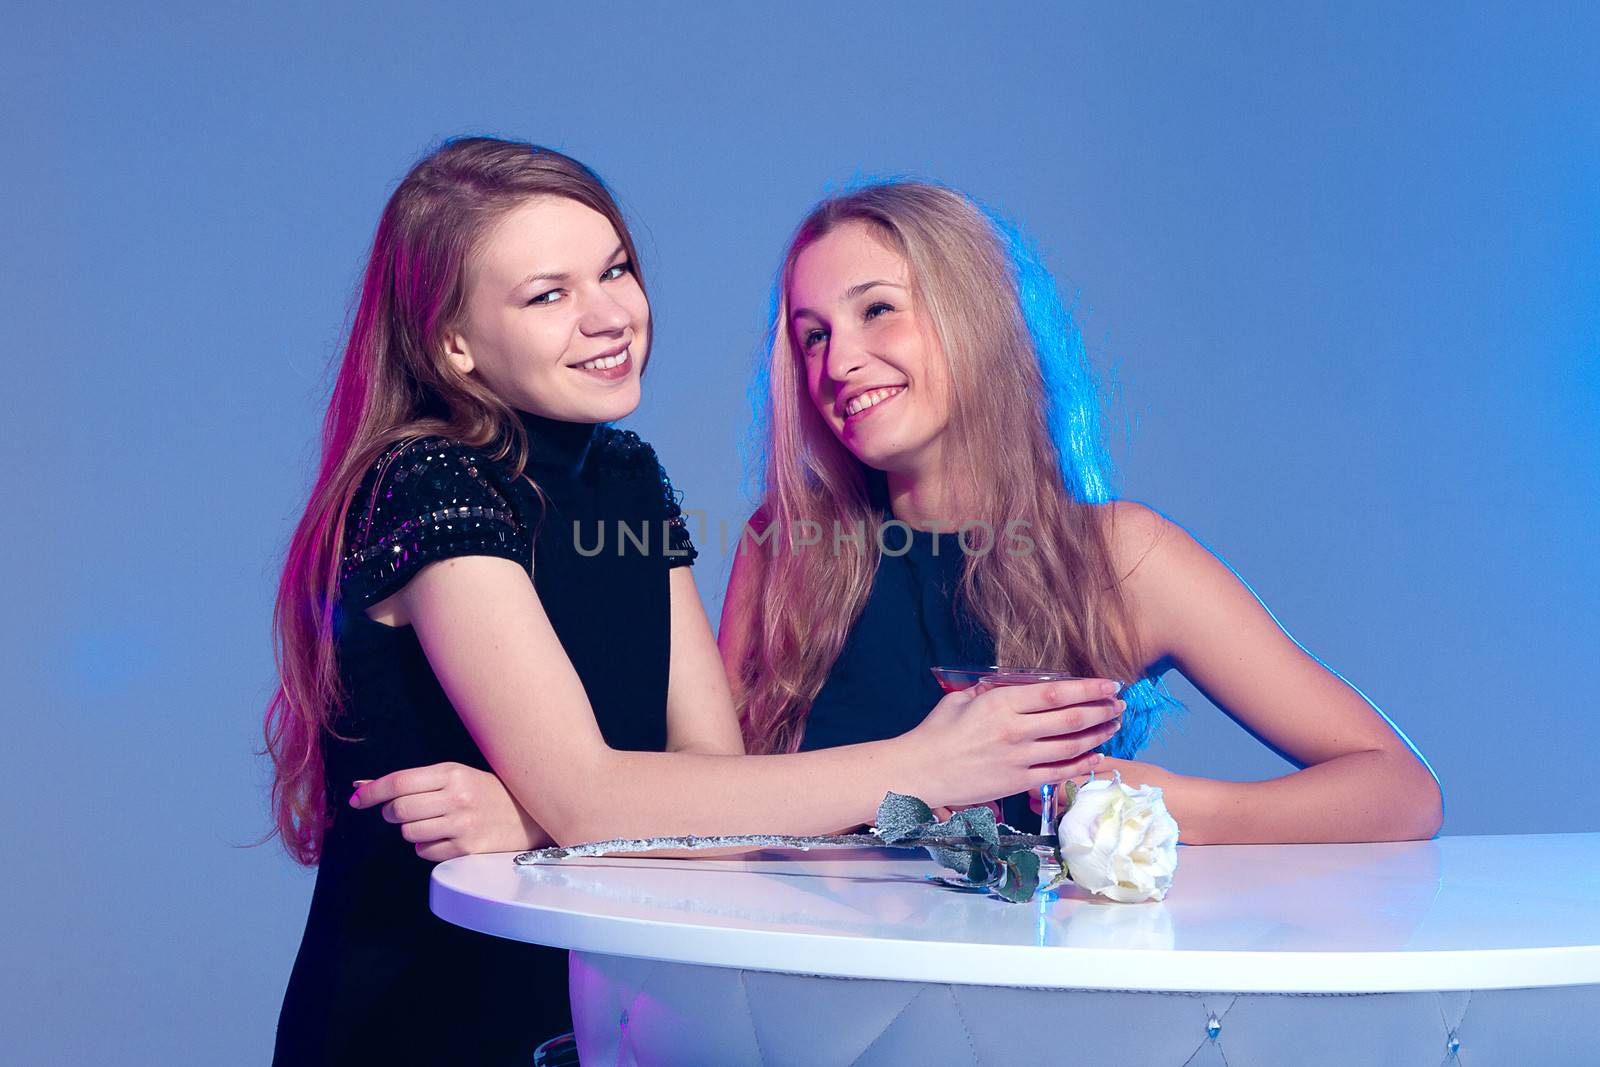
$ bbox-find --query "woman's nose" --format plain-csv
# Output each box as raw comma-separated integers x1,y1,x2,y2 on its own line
824,335,868,383
579,287,633,336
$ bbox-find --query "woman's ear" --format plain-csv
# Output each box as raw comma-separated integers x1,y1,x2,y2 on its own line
443,330,475,376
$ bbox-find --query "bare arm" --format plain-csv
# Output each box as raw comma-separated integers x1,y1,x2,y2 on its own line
358,566,744,858
1102,501,1443,844
373,554,1120,846
715,509,767,712
666,567,745,755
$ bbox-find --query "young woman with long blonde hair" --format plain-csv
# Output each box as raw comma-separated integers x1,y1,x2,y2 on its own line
719,179,1442,843
267,142,1120,1064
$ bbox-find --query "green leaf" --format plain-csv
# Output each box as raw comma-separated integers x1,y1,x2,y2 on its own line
876,792,936,843
930,805,1001,847
993,848,1041,903
926,844,999,886
1059,779,1078,813
879,793,1048,901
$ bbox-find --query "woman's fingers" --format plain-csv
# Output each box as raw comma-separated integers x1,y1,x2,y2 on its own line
1031,748,1110,787
382,791,452,825
398,815,455,845
1026,719,1121,769
993,678,1122,714
414,840,467,863
349,762,457,808
1016,698,1124,741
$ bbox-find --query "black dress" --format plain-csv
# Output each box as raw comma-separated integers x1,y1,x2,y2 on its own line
797,514,1038,829
273,412,696,1065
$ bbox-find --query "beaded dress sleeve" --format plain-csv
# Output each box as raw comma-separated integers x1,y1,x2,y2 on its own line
339,437,533,610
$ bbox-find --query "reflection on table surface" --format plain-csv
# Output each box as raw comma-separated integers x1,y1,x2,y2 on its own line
432,833,1600,992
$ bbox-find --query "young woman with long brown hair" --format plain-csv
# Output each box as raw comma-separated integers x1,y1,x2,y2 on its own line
368,178,1443,860
266,142,1122,1063
720,179,1443,843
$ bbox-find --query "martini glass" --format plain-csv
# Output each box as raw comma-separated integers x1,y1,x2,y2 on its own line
930,665,1082,870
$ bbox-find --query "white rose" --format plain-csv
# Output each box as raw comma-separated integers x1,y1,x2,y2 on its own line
1055,777,1180,903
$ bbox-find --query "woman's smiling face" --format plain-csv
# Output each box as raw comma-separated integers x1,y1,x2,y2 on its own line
788,221,952,475
446,195,649,423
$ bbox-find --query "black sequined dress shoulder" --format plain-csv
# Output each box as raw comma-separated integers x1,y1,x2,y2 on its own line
273,414,696,1065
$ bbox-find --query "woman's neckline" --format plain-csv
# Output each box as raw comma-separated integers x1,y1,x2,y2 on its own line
890,514,964,538
868,470,967,537
517,409,600,480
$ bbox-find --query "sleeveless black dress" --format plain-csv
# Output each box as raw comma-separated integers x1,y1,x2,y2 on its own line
797,515,1038,829
273,412,696,1065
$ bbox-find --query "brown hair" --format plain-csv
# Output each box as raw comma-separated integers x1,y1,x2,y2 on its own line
264,137,648,864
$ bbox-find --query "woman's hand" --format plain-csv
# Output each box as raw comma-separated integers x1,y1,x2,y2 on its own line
910,678,1125,808
349,762,550,862
1092,756,1181,791
1030,756,1184,815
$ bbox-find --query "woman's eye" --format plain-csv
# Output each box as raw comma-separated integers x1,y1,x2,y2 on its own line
864,301,893,320
602,260,633,281
802,328,828,351
528,289,564,306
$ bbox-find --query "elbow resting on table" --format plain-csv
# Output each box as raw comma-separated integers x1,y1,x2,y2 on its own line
529,805,596,851
1389,748,1445,841
540,804,621,851
512,752,621,849
531,746,693,848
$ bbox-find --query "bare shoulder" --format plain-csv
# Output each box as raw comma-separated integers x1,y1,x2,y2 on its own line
1095,500,1181,584
743,503,773,534
1092,500,1232,665
1095,499,1236,603
725,507,770,586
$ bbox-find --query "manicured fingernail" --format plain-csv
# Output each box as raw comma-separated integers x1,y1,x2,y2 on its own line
1100,681,1118,695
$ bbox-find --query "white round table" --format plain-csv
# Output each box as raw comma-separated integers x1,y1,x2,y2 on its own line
433,833,1600,1065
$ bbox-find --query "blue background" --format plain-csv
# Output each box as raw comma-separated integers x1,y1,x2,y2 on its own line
5,3,1597,1062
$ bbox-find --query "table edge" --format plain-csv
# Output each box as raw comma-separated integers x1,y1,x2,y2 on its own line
431,870,1600,994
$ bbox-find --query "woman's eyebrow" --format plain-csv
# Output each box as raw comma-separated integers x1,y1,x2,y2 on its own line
842,279,902,300
513,245,626,292
515,268,569,290
790,279,904,320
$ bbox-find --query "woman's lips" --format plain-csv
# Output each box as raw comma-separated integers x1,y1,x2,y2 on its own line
842,385,906,427
571,349,632,381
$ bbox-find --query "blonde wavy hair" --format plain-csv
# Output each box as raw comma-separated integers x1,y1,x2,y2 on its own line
736,179,1176,755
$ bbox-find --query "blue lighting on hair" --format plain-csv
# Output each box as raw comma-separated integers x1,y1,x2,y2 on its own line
741,267,783,503
986,209,1115,506
981,200,1182,757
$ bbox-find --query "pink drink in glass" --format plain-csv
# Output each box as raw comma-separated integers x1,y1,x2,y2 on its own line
929,665,1082,857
